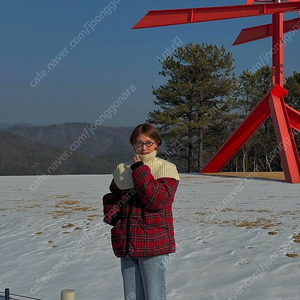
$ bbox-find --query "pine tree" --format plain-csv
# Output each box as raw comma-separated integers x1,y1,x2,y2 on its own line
148,43,236,172
236,66,282,172
284,71,300,152
285,71,300,111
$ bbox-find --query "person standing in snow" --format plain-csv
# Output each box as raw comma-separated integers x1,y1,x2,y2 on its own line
103,123,180,300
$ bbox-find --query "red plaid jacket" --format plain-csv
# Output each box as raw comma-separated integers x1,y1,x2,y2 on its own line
103,163,179,257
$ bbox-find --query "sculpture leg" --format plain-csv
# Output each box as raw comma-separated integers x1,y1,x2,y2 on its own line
269,92,300,183
202,85,300,183
201,90,271,173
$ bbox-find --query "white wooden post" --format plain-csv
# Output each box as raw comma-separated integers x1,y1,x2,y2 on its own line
61,289,75,300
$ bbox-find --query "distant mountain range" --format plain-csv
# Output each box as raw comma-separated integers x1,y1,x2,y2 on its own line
0,122,36,129
0,123,135,175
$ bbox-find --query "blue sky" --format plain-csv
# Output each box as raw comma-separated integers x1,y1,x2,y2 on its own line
1,0,300,127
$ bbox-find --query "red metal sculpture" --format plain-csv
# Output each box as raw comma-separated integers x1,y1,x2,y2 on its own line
133,0,300,183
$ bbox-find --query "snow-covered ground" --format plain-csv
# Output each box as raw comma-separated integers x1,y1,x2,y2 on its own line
0,174,299,300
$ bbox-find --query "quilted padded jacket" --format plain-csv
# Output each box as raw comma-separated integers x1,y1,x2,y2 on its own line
103,162,179,257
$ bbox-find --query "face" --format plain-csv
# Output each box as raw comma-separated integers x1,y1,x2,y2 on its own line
134,134,157,155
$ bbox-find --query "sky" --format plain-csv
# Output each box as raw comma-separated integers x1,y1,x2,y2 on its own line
1,0,300,127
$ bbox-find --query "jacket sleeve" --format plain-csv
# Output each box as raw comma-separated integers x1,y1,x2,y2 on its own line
102,179,122,226
131,164,179,211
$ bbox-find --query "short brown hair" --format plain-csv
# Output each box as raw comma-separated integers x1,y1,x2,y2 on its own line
130,123,162,148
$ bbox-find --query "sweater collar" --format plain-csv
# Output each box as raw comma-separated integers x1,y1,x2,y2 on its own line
139,150,157,165
113,149,179,190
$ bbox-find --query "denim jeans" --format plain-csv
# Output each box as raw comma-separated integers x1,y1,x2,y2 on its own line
121,254,168,300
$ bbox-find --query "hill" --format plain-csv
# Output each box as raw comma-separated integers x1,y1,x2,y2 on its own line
0,129,132,175
4,123,134,157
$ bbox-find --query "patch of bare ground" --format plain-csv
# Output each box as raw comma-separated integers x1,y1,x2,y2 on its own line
61,223,75,228
196,207,285,230
48,199,99,218
245,209,272,213
73,207,95,212
202,218,282,229
195,211,206,215
281,211,299,215
293,233,300,243
55,195,70,199
220,208,234,212
47,210,73,218
87,214,103,221
25,204,41,209
55,200,79,207
286,252,298,258
229,218,282,229
268,231,278,235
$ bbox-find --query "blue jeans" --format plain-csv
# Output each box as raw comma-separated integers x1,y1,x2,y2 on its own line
121,254,168,300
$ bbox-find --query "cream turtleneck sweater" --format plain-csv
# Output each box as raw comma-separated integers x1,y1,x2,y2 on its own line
113,150,180,190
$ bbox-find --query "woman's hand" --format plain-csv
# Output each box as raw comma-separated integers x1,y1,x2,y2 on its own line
133,154,141,162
